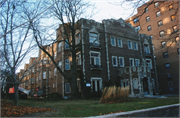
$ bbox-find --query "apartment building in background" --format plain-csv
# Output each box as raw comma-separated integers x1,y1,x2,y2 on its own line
125,0,179,94
18,18,159,98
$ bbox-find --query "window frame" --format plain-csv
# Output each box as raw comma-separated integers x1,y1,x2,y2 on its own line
133,41,138,50
54,68,57,76
173,25,177,32
165,63,170,69
76,52,81,66
161,41,166,48
171,15,176,21
156,11,161,17
121,79,129,88
135,59,140,67
65,59,70,70
112,56,118,67
65,39,70,50
129,58,134,67
119,57,124,67
65,83,71,93
147,25,152,31
59,61,62,68
146,16,150,22
43,71,46,79
110,36,116,46
145,7,148,13
90,51,101,66
58,42,62,52
128,40,132,49
89,33,99,46
169,5,173,11
159,30,165,37
133,18,139,24
117,38,123,48
91,77,102,92
145,59,152,69
163,52,168,58
154,2,159,8
158,20,163,27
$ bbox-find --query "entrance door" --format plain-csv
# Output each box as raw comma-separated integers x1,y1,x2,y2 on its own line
143,78,149,95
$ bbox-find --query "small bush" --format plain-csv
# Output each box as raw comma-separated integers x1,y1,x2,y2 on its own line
100,86,129,103
47,92,62,101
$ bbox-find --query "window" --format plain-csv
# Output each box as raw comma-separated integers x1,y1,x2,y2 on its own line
65,83,71,93
135,59,140,67
58,61,62,68
121,79,129,88
75,33,81,45
53,83,55,88
144,45,150,54
43,57,46,64
129,58,134,66
147,26,151,31
145,59,152,69
65,39,70,49
158,20,163,27
65,59,70,70
31,78,34,83
58,42,62,52
110,36,116,46
90,52,100,66
43,71,46,79
117,38,122,47
169,5,173,11
165,63,170,69
133,18,139,24
163,52,168,58
154,2,159,8
112,56,118,67
173,26,177,32
176,37,179,43
133,78,138,89
49,70,51,78
54,52,57,59
159,31,165,37
135,26,140,31
171,15,176,21
161,41,166,48
146,16,150,22
89,33,99,46
128,40,132,49
91,78,102,92
133,41,138,50
32,67,35,73
76,53,81,65
54,68,57,76
156,11,161,17
119,57,124,67
145,7,148,13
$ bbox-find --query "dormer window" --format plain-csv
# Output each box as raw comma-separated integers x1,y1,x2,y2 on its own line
89,33,99,46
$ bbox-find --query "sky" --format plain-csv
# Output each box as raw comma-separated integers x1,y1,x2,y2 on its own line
16,0,140,73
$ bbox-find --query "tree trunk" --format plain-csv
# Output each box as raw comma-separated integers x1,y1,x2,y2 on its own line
14,83,19,106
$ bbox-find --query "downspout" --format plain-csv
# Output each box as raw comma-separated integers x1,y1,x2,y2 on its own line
103,20,110,81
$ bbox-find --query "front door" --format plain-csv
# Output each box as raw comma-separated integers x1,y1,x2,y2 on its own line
143,78,149,95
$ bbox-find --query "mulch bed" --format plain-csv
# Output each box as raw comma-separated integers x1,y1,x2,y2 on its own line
1,100,55,117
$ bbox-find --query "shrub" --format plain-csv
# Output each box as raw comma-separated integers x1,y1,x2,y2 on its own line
100,86,129,103
47,92,62,101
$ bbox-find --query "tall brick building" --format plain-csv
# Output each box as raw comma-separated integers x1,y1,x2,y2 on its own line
125,0,179,94
18,18,158,98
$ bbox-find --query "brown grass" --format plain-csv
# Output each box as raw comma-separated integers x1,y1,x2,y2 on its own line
100,86,129,103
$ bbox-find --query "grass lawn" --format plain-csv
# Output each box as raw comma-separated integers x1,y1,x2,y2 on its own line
14,97,179,117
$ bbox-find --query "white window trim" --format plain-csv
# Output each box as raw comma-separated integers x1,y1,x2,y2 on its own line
65,59,70,70
128,40,132,49
54,68,57,76
76,52,81,65
90,77,102,92
119,57,124,67
110,36,116,46
89,51,101,66
145,59,152,69
112,56,118,67
129,58,134,67
133,41,138,50
89,32,99,45
117,38,123,48
135,59,140,67
43,71,46,79
121,79,129,88
65,83,71,93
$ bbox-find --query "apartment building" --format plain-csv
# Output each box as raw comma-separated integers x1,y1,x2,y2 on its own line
125,0,179,94
18,18,158,97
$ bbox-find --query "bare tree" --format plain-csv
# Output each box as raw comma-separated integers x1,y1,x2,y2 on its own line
30,0,95,98
0,0,38,105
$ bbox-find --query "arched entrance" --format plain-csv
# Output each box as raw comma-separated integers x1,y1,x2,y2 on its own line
143,77,149,95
